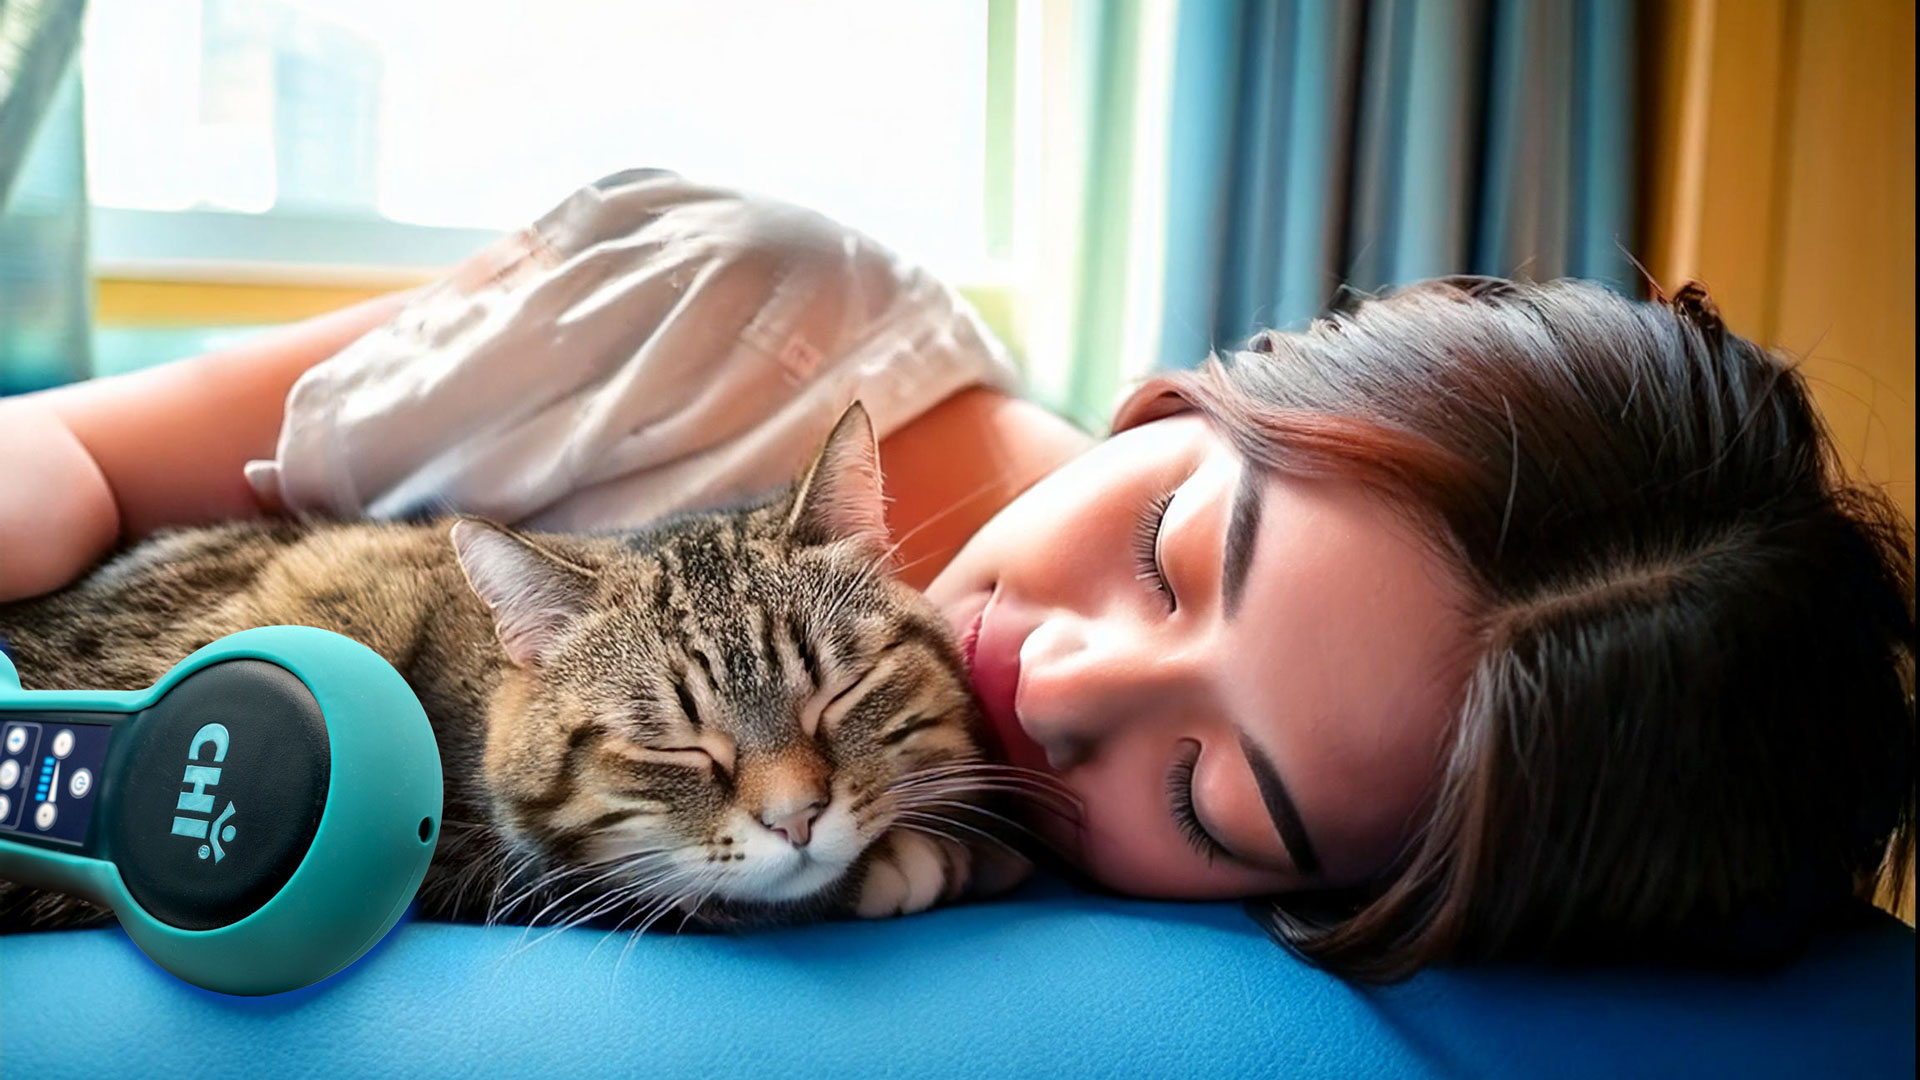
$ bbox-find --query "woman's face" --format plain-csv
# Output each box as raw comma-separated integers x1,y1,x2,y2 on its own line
923,412,1476,898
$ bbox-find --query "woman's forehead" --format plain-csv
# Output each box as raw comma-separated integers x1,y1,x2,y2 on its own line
1197,434,1473,879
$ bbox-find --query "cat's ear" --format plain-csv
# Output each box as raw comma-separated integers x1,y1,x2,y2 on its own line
786,401,891,560
450,519,595,668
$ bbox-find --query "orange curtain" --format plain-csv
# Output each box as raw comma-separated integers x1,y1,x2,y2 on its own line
1642,0,1916,530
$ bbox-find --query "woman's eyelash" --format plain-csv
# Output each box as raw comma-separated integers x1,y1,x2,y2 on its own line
1166,739,1226,864
1132,488,1176,607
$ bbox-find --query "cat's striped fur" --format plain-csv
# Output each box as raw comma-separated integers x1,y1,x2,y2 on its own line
0,404,1032,935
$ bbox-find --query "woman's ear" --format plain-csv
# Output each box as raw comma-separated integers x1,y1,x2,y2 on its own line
785,401,892,562
450,518,595,668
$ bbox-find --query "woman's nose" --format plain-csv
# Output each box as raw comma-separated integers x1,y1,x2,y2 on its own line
1018,614,1195,761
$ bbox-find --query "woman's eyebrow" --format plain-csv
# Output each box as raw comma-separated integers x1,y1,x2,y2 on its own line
1221,462,1264,619
1237,730,1322,876
1209,458,1321,874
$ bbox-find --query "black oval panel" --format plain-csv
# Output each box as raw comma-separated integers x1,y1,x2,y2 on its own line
107,660,331,931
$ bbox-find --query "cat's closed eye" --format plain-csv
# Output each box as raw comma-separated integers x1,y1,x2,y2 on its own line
645,741,734,777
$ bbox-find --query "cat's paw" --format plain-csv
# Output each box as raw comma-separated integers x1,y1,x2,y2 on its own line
853,830,1034,918
855,831,966,918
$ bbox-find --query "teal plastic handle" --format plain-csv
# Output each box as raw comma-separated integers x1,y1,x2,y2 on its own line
0,626,442,995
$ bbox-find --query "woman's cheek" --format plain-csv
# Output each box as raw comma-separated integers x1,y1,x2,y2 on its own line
1065,791,1250,899
1051,745,1184,893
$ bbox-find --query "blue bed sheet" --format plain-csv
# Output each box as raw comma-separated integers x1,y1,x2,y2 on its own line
1,874,1911,1079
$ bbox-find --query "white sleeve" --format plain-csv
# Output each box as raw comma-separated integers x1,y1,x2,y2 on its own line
246,167,1024,532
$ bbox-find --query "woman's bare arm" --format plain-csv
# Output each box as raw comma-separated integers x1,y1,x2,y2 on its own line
35,289,416,537
0,289,414,601
0,396,118,602
4,278,1086,602
877,386,1094,591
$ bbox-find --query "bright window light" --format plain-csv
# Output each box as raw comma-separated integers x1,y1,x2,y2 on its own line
82,0,991,277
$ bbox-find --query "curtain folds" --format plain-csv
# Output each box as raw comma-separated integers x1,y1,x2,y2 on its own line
1037,0,1642,427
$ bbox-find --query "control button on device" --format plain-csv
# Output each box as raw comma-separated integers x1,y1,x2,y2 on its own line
5,727,23,754
69,768,92,799
52,729,74,758
34,802,56,830
0,759,16,789
0,793,10,821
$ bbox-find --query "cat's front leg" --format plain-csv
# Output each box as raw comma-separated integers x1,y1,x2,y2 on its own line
853,829,1032,919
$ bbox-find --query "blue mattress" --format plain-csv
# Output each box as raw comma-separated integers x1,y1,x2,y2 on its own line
0,874,1911,1078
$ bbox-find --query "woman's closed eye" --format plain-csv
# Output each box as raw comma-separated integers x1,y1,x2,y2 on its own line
1166,738,1230,863
1133,488,1177,610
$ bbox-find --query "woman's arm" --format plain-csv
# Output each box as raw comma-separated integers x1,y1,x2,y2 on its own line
0,396,118,602
877,386,1094,591
0,289,414,601
35,289,417,537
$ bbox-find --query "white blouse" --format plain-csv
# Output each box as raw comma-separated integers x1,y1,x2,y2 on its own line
244,168,1023,531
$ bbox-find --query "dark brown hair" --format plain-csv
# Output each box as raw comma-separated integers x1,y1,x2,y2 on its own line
1112,275,1915,982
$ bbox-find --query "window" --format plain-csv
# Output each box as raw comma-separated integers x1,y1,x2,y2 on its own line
83,0,1000,283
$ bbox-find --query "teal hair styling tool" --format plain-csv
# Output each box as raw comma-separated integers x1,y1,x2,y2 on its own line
0,626,442,995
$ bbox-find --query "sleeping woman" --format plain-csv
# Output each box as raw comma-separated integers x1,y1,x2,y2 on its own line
1,169,1909,981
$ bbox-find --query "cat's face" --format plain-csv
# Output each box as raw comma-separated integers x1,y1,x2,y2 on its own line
457,404,989,924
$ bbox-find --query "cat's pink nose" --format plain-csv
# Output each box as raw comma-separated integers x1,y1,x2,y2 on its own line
764,804,822,847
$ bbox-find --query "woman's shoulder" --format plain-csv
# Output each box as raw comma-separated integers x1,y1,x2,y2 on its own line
878,387,1094,590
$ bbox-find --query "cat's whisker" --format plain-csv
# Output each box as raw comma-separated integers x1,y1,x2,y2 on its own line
812,476,1006,631
892,811,1025,857
817,474,994,620
507,854,705,961
633,874,716,938
503,885,643,962
489,869,561,925
672,879,723,934
881,544,960,584
489,858,584,924
894,772,1077,800
484,848,553,927
608,874,721,996
585,886,660,964
894,795,1043,835
489,843,676,927
892,771,1081,808
890,759,1084,793
519,888,637,955
865,475,1010,574
598,866,712,966
439,858,489,921
898,760,1071,781
892,806,1076,865
440,826,519,921
889,781,1082,824
510,858,645,943
888,795,1067,857
888,770,1082,809
885,769,1083,821
485,833,576,923
481,841,534,920
605,863,701,906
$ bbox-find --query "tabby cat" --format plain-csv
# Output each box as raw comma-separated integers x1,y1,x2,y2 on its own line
0,403,1033,935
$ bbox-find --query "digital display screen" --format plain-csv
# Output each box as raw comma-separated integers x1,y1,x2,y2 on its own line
0,718,112,847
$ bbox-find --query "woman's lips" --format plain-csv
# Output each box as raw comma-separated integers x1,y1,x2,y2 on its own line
962,588,1052,775
959,607,986,671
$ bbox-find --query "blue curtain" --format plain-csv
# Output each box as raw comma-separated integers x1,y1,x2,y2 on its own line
1154,0,1640,370
1,0,94,394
